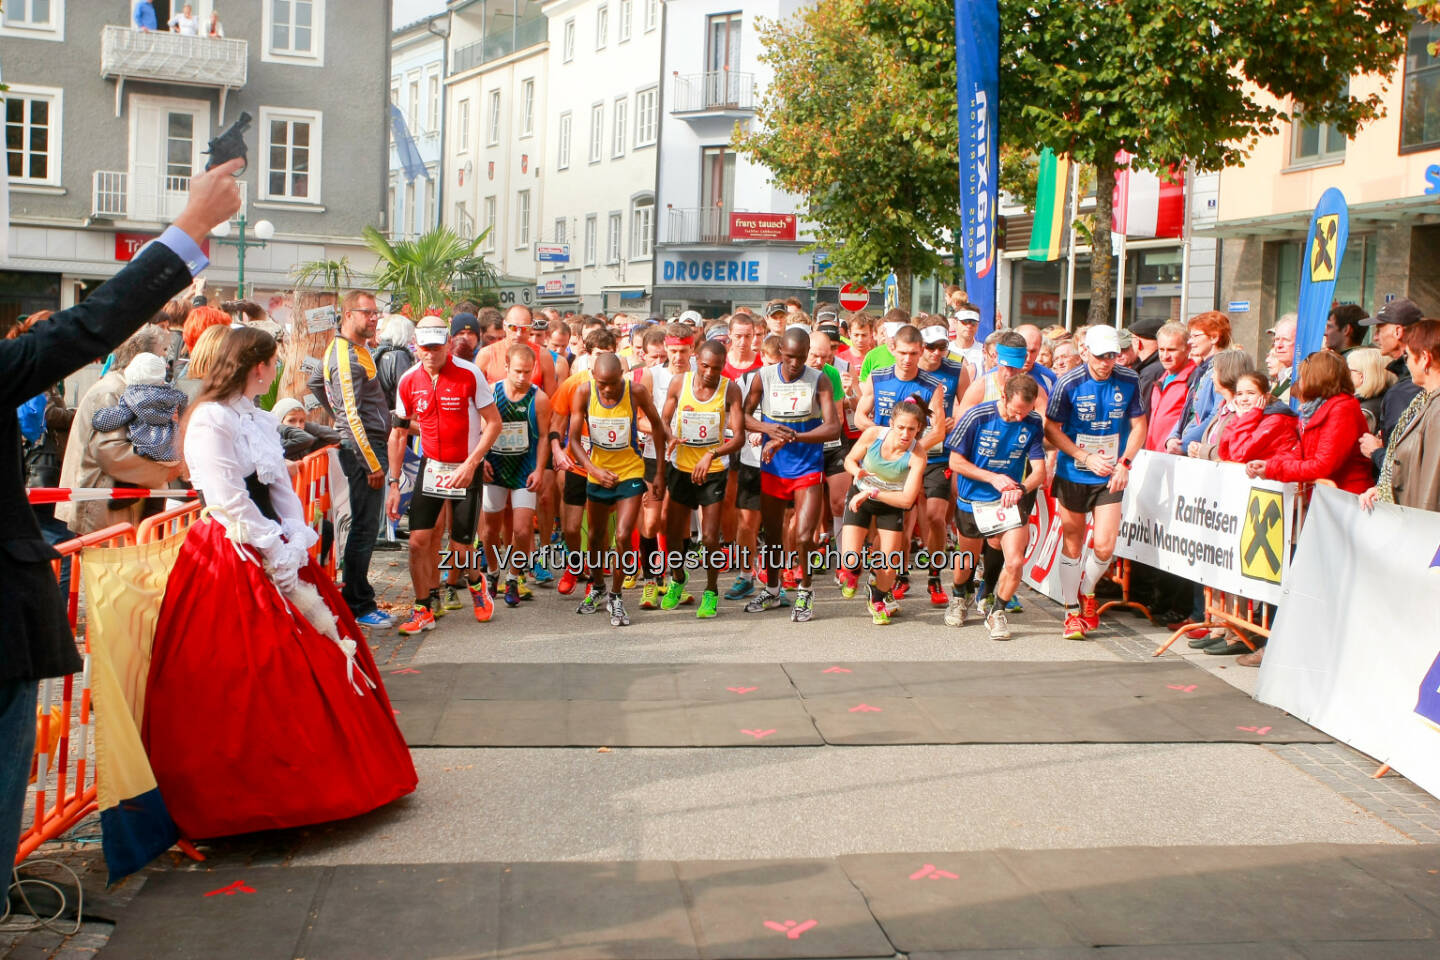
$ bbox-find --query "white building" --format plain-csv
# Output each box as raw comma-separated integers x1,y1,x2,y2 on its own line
538,0,663,315
389,14,447,241
652,0,814,319
443,0,549,309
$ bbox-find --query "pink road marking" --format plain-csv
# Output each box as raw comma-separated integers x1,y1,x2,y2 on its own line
764,919,818,939
727,686,758,695
1236,725,1273,735
391,668,421,675
741,729,777,739
849,703,883,713
910,864,960,880
822,666,852,674
203,880,255,897
1166,684,1198,693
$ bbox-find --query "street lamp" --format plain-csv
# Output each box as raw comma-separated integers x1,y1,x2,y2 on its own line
211,215,275,298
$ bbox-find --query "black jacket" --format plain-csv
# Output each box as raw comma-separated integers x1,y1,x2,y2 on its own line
2,241,192,683
1136,351,1163,415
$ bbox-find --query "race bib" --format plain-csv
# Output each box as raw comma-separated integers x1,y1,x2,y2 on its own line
422,460,468,500
679,410,721,445
768,379,814,416
824,437,843,450
495,419,529,453
1076,432,1120,464
590,416,631,450
972,498,1023,535
844,405,858,431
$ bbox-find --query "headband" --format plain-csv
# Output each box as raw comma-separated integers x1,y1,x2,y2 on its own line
996,344,1028,368
664,335,694,345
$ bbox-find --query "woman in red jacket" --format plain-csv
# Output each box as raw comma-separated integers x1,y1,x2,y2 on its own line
1217,372,1301,463
1244,351,1373,493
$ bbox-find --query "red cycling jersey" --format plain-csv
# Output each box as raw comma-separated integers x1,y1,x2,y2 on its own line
394,356,496,463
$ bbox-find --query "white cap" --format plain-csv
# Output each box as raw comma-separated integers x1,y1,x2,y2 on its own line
921,324,950,344
785,320,811,333
881,321,902,340
124,352,168,386
678,310,703,326
953,309,981,324
1085,325,1121,357
415,321,449,346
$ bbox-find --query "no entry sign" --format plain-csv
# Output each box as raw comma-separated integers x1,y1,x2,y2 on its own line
839,283,869,312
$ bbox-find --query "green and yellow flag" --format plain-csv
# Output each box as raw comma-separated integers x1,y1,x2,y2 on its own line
1027,148,1071,262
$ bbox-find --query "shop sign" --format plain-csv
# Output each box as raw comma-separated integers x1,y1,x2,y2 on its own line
661,257,761,284
729,212,797,241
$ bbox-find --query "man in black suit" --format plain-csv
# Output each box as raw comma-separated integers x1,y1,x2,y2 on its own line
1,160,242,873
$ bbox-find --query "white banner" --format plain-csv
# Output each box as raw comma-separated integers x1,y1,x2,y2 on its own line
1021,488,1091,603
1113,452,1294,605
1257,485,1440,800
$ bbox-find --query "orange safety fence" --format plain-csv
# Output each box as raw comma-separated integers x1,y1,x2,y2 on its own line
137,500,204,544
292,448,337,579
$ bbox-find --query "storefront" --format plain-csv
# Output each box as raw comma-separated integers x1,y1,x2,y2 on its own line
651,248,814,320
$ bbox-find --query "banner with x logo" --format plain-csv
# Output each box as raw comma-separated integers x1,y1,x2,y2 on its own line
1291,187,1350,408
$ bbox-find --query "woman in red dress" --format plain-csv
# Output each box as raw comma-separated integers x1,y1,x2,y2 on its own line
143,327,416,838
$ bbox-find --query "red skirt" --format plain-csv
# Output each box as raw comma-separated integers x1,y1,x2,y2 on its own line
142,518,417,839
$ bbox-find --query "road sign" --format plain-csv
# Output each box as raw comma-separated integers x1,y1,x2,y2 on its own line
839,283,869,312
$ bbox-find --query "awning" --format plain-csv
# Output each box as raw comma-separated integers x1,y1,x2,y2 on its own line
1196,194,1440,240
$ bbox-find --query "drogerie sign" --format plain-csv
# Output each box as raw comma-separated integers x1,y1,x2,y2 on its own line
729,213,797,241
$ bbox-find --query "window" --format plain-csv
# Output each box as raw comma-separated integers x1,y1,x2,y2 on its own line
455,200,471,237
516,190,531,249
1401,16,1440,152
521,79,536,138
1,0,63,39
405,181,417,236
265,0,324,64
407,76,420,132
631,198,653,260
612,97,627,158
589,103,604,163
458,98,471,151
1290,82,1349,166
259,107,321,202
563,18,575,62
584,214,598,266
424,176,436,232
595,4,608,49
557,112,572,169
707,12,742,73
607,213,623,263
427,72,441,134
487,90,502,146
4,85,61,185
390,79,400,106
644,0,658,32
634,86,658,147
389,183,397,234
701,146,736,212
618,0,632,42
483,196,497,251
555,218,567,243
165,113,195,181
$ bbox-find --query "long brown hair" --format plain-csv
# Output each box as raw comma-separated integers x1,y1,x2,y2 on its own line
197,326,277,405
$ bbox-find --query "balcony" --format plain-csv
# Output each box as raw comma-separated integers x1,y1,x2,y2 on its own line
450,19,547,74
100,25,248,117
671,71,756,117
664,206,734,245
93,170,248,224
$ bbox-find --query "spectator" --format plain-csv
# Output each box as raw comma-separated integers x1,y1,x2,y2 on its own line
181,304,230,354
373,314,417,411
1246,350,1372,493
91,353,188,462
168,3,200,35
175,324,229,403
1325,304,1369,356
133,0,157,31
272,397,340,461
206,9,224,37
1362,318,1440,513
1267,314,1298,402
1037,339,1055,369
1359,298,1424,471
1144,322,1195,451
1167,311,1231,452
1216,371,1301,464
1188,350,1254,461
1346,347,1396,435
1131,317,1166,410
1116,328,1140,369
56,325,184,536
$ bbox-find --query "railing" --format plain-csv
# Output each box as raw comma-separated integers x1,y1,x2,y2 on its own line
671,71,756,114
664,206,734,245
99,24,247,88
93,171,248,222
450,18,547,74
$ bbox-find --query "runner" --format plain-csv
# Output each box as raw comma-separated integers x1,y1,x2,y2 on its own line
567,352,669,627
945,374,1047,638
835,311,876,371
809,331,861,552
724,334,780,600
633,324,674,605
742,328,840,621
386,317,504,634
659,339,744,618
1044,325,1148,640
838,401,929,625
948,301,985,378
482,344,552,607
859,309,909,381
917,320,971,606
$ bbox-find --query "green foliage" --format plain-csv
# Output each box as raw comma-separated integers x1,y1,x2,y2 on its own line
290,256,359,299
361,226,498,316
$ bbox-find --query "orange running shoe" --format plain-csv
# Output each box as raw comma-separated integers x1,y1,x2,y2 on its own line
469,578,495,623
1079,593,1100,631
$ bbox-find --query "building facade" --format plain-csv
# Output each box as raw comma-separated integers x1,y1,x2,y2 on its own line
389,14,447,241
538,0,663,316
1205,16,1440,352
0,0,390,322
652,0,814,319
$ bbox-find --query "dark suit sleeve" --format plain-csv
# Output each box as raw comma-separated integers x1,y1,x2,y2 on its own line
0,241,191,408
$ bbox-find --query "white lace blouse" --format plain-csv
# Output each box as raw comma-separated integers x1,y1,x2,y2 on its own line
185,396,318,581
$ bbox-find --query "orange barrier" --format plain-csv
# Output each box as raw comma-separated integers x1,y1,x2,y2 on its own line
17,523,135,865
1096,558,1152,622
137,500,204,544
292,449,337,579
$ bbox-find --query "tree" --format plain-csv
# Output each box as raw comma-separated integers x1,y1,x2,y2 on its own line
734,0,962,311
361,225,498,317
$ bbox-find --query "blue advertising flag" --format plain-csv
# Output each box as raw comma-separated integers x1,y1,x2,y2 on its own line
1291,187,1349,406
389,104,429,185
954,0,1000,339
883,270,899,311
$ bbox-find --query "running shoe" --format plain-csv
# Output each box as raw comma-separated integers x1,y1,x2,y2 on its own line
837,570,858,599
927,579,948,607
892,575,910,600
639,580,660,609
944,594,969,628
1005,594,1023,614
744,589,788,613
608,594,630,627
531,565,554,587
883,592,901,618
697,590,719,619
557,568,579,595
791,588,814,623
975,593,995,618
429,593,448,618
356,610,396,630
442,585,464,611
1078,593,1100,631
987,609,1012,641
517,576,534,601
623,573,636,590
661,572,693,610
469,577,495,623
503,577,521,608
1063,612,1088,641
724,575,755,600
781,567,799,590
577,585,602,615
870,600,891,626
397,604,435,635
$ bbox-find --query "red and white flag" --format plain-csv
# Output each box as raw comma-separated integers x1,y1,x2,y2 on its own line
1112,151,1184,239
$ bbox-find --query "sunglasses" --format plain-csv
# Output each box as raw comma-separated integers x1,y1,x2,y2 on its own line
1093,352,1119,361
924,341,949,350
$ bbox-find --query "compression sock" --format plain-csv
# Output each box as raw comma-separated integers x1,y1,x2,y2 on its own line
639,536,659,579
982,544,1005,599
1058,552,1083,609
1080,553,1110,597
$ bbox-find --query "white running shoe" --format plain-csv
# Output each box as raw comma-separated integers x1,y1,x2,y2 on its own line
986,609,1011,641
944,594,968,628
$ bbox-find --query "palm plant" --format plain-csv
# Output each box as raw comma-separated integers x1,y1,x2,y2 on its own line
362,225,498,317
290,256,361,301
